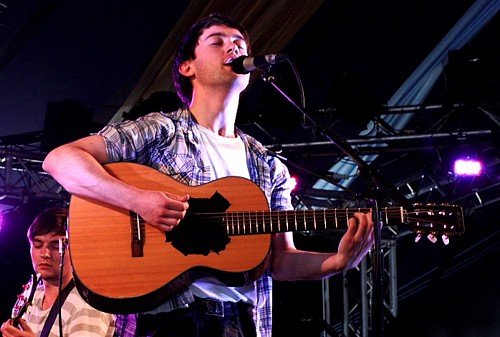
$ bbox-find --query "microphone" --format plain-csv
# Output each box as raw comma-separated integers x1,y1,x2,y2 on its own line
229,54,287,74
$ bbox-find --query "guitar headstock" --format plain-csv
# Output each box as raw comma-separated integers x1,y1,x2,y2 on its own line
404,203,465,245
11,273,40,327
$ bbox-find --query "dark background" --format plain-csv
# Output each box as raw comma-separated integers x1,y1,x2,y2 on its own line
1,1,498,336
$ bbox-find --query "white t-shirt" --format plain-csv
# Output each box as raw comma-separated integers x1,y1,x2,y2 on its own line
197,124,250,180
191,124,256,305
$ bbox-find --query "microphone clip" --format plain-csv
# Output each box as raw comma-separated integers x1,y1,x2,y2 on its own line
58,237,68,256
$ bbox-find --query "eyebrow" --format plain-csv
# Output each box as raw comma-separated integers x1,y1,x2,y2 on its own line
32,238,60,245
204,31,245,42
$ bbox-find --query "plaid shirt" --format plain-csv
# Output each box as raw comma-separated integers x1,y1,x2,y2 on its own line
99,108,293,337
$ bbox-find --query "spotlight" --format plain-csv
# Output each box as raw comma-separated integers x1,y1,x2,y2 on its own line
453,158,482,176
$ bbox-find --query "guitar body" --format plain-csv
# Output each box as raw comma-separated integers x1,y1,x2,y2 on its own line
69,162,271,314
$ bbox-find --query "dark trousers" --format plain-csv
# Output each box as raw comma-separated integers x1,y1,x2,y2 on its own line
136,298,257,337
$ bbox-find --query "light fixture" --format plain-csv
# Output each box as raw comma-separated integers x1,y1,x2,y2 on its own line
453,158,482,176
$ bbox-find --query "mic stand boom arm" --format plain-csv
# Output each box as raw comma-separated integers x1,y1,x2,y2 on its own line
261,71,412,337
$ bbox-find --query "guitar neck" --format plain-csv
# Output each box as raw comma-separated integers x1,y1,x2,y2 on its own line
222,206,402,235
11,273,39,327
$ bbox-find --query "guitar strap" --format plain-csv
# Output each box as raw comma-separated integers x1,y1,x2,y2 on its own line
40,279,75,337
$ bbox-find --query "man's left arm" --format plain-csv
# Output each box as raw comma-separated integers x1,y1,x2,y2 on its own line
271,212,374,281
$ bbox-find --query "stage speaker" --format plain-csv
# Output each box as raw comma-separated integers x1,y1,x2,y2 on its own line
41,99,93,152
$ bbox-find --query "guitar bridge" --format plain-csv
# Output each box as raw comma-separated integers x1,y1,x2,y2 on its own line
130,211,145,257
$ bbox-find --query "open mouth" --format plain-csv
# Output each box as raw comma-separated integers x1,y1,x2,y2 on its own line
224,57,236,65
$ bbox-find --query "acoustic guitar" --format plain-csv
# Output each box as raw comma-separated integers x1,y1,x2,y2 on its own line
68,162,464,314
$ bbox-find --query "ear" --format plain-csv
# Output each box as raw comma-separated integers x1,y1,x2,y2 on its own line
179,60,194,77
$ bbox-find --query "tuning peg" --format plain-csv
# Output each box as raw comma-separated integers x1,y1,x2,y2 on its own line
441,235,450,245
414,233,422,242
427,234,437,243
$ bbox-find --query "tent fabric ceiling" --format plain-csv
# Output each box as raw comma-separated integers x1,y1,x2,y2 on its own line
110,0,325,123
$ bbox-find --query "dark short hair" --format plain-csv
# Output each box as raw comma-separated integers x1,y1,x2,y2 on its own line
27,207,68,241
172,12,251,107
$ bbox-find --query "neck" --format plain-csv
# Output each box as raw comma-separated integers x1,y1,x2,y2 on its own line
189,85,240,138
42,275,73,310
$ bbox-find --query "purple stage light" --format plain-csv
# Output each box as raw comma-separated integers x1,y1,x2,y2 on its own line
453,158,482,176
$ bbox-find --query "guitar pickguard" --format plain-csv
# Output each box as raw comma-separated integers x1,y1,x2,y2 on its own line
166,191,232,256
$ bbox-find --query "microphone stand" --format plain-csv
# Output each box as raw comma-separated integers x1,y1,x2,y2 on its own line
260,70,413,337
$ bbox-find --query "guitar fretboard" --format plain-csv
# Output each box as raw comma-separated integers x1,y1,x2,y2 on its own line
224,208,373,234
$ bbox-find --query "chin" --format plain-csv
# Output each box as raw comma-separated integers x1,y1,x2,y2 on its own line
37,268,57,279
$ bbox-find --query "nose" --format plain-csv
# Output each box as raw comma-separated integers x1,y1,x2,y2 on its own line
227,42,240,56
41,248,51,258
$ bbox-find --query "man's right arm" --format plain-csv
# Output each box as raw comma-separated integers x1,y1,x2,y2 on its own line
43,135,189,231
42,135,137,208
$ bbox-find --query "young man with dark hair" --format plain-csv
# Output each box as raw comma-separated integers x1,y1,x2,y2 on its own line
42,13,374,337
1,207,115,337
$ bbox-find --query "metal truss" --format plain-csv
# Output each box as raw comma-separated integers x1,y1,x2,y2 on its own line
321,238,398,337
0,136,68,209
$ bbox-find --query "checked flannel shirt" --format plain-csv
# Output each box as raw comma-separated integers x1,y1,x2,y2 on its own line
99,108,294,337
